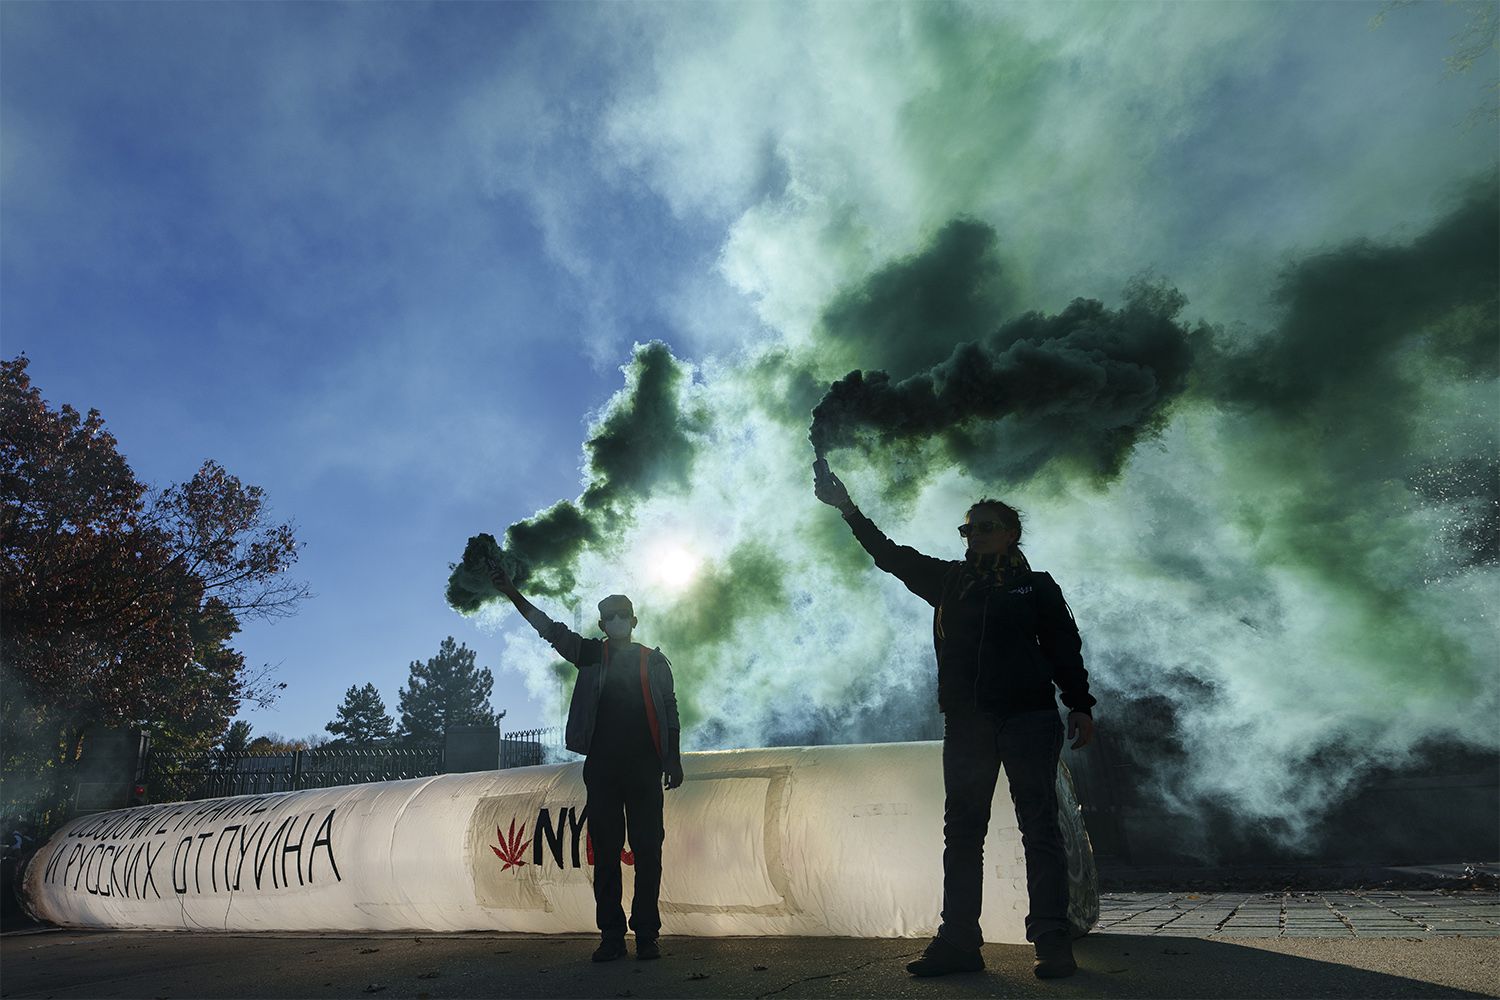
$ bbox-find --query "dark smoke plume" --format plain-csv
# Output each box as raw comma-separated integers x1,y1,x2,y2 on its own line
445,341,703,607
810,276,1201,486
446,532,506,614
1196,180,1500,582
819,218,1017,378
579,341,703,517
1207,180,1499,410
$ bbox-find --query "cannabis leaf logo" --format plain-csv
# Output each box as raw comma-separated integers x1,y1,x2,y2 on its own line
584,831,635,867
490,818,531,871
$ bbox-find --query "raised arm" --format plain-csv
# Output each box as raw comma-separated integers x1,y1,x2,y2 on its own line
814,459,948,606
490,564,588,666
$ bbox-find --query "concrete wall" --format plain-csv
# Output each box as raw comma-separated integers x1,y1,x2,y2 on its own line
22,742,1098,943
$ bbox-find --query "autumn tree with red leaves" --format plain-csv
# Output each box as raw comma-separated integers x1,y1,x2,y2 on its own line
1,355,308,827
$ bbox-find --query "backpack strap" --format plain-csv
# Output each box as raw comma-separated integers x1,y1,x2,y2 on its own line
638,646,662,759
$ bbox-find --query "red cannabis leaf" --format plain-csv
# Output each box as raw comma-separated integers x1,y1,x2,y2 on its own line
584,832,635,867
491,818,531,871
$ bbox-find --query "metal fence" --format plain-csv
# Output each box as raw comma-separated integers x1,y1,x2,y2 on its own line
143,745,446,803
500,727,568,769
142,730,570,805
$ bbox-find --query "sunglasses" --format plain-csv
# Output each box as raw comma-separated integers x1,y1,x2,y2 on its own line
957,520,1004,538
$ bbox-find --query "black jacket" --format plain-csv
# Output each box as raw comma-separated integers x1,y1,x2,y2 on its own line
843,507,1096,717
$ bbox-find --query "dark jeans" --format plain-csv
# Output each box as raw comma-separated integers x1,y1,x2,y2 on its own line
584,757,664,942
937,706,1068,949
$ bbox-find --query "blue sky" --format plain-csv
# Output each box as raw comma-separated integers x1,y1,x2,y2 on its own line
4,0,1496,810
1,2,713,735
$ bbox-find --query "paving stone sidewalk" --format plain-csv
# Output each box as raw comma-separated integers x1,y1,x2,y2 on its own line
1097,889,1500,939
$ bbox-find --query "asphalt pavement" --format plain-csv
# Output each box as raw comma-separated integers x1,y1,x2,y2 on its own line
3,890,1497,999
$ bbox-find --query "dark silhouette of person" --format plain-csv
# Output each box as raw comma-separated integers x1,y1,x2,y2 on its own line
492,566,684,963
814,459,1095,979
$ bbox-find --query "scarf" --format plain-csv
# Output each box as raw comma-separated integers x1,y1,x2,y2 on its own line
957,546,1032,600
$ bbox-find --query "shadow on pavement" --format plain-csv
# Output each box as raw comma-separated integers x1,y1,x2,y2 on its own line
1,930,1495,999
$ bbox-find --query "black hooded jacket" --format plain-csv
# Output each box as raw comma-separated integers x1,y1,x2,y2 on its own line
842,507,1096,717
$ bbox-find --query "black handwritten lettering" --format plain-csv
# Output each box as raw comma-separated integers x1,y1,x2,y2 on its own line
156,807,181,836
309,810,339,883
282,813,312,888
128,811,154,841
122,843,140,898
89,845,101,894
106,845,124,897
172,837,192,894
233,822,261,891
62,843,83,888
43,798,361,904
193,831,213,894
534,808,566,868
141,841,162,899
97,845,111,896
176,801,213,833
213,825,240,893
568,807,588,868
255,816,293,890
43,844,66,883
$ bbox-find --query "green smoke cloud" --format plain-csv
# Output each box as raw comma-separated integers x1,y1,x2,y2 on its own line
467,2,1496,862
1182,181,1499,696
645,542,788,730
473,187,1496,863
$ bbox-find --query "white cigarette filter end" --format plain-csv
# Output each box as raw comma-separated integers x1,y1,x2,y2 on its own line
23,741,1099,943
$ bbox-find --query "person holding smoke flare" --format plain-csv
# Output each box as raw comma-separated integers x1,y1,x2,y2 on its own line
814,459,1095,980
491,566,685,963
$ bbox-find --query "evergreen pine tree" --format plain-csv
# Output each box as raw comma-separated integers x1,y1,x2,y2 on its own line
221,720,254,755
397,637,502,742
325,682,396,743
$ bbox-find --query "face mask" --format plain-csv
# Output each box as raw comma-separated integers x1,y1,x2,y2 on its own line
602,616,633,639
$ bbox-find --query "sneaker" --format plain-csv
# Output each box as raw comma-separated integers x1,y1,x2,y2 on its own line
1032,930,1077,979
591,938,628,963
635,937,660,960
905,935,985,977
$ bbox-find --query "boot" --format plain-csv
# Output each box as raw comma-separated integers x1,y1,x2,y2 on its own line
905,935,985,977
635,937,660,960
1032,929,1077,979
591,937,627,963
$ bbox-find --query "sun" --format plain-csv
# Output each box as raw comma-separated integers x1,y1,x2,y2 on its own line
648,542,701,592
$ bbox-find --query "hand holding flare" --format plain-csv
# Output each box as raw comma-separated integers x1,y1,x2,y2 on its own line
813,458,855,512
